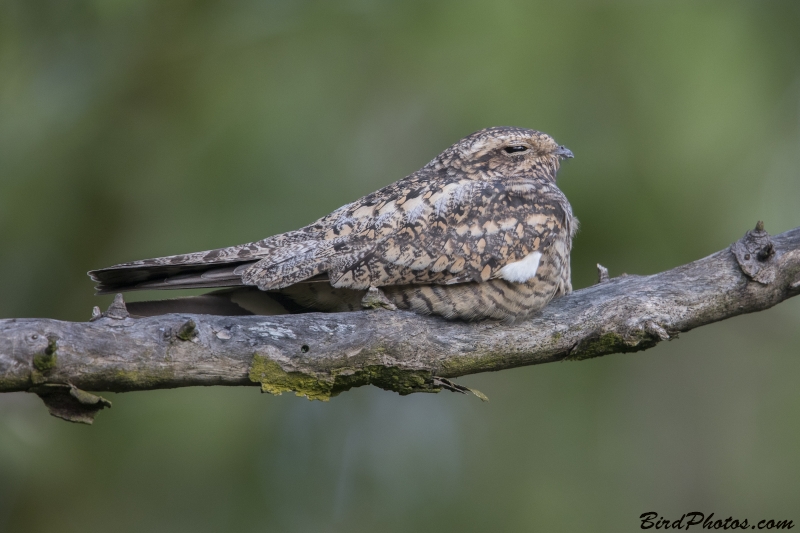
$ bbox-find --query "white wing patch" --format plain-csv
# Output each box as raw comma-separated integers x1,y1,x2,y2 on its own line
497,251,542,283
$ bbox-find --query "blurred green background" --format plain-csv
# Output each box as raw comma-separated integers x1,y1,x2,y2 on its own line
1,1,799,531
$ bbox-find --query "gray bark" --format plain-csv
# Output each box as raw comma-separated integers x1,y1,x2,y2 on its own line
2,223,799,423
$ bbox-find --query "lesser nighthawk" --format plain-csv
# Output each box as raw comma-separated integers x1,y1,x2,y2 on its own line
90,127,576,321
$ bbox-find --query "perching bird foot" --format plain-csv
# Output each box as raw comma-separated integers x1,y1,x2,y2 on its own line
361,287,397,311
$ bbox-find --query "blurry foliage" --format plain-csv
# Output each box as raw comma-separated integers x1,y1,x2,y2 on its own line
1,1,799,532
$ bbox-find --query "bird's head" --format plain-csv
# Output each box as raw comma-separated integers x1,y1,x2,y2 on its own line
432,126,573,180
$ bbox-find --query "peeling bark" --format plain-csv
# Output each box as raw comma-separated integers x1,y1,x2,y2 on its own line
1,223,799,423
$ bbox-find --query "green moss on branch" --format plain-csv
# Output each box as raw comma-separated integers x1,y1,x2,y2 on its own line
248,353,436,400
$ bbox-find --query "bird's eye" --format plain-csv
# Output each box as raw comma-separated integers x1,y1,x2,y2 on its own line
504,145,529,154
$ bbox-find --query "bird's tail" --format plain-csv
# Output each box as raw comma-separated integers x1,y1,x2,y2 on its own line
88,241,266,294
88,231,350,295
122,284,366,317
124,288,291,317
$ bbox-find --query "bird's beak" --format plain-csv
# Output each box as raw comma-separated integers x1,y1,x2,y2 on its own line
554,145,574,160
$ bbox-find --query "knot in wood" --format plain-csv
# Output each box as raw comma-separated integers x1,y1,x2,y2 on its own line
103,293,130,320
731,221,777,284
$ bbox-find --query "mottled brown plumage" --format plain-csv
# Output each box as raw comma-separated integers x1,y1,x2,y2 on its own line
90,127,577,321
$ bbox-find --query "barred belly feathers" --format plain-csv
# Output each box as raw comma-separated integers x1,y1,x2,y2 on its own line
89,127,577,322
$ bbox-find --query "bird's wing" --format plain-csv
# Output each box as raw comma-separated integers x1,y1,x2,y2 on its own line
91,171,571,294
242,173,571,291
86,224,324,292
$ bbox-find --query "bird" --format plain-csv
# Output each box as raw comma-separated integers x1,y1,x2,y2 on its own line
89,126,577,322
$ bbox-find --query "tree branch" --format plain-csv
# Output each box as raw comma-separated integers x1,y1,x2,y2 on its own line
2,223,799,423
